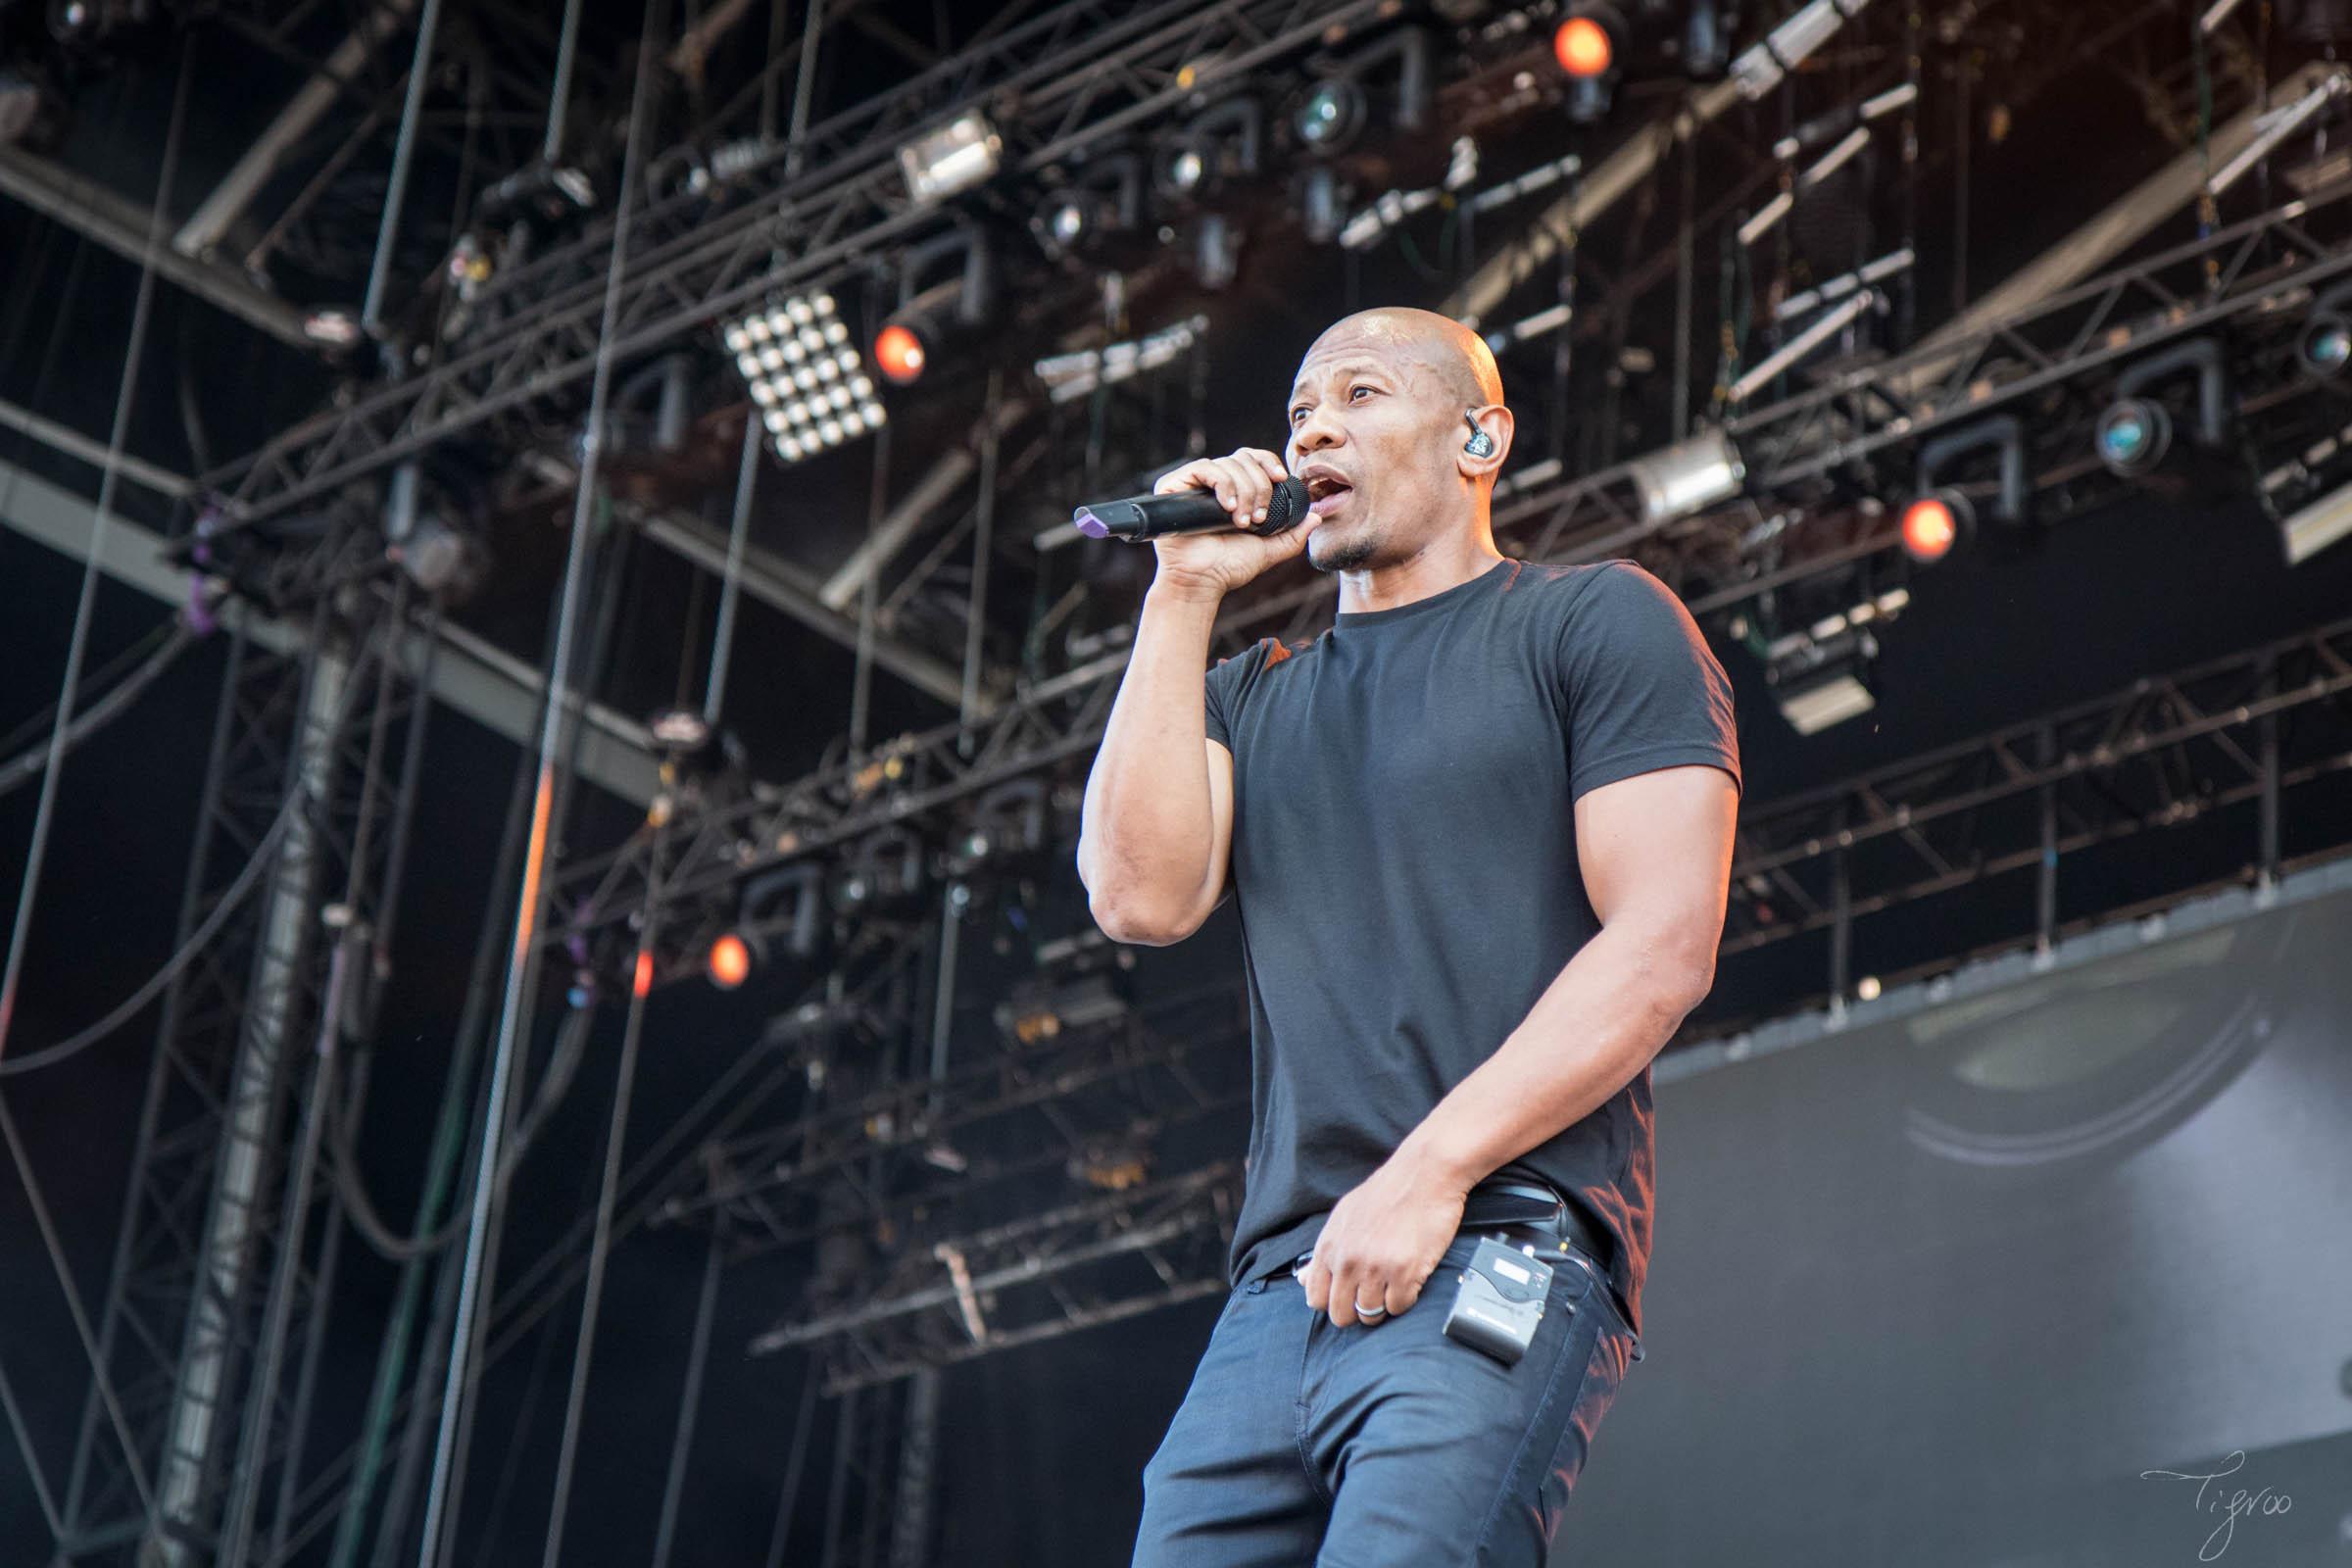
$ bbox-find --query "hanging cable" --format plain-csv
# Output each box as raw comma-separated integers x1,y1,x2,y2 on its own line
0,624,199,800
416,0,669,1555
0,615,174,757
326,1000,596,1260
0,40,196,1063
0,621,390,1079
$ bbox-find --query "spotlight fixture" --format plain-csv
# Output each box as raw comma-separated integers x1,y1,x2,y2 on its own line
1898,490,1969,564
1763,596,1900,736
477,161,596,234
720,291,886,465
301,308,364,349
387,514,487,598
1913,415,2028,533
1772,658,1877,736
707,931,755,990
994,969,1133,1046
2297,280,2352,378
1293,78,1366,154
1153,98,1264,203
1553,5,1626,123
830,827,927,915
2090,339,2230,481
896,109,1004,205
2276,466,2352,564
1290,26,1432,160
2093,399,2172,477
943,779,1052,876
872,228,995,387
648,707,713,751
1626,429,1745,524
1031,153,1149,264
872,322,925,384
2300,312,2352,377
1037,192,1091,251
740,863,828,962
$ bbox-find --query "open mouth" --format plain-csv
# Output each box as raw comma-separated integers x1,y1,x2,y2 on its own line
1305,476,1354,516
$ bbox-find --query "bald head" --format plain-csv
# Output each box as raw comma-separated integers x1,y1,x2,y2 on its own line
1293,306,1503,410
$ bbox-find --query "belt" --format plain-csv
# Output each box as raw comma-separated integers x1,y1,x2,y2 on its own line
1284,1172,1642,1354
1288,1172,1614,1281
1460,1175,1610,1267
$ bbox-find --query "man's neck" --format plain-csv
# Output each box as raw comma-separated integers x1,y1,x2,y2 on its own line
1333,531,1505,616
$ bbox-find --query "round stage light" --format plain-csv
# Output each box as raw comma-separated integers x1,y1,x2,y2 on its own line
2094,397,2172,477
1293,79,1364,154
1899,492,1965,564
708,933,753,990
1167,146,1205,194
1554,16,1615,77
874,322,926,384
2298,312,2352,378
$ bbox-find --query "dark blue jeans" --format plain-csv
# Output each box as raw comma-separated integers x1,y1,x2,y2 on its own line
1132,1233,1641,1567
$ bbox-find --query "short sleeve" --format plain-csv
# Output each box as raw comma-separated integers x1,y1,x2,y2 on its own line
1202,647,1244,751
1204,637,1288,753
1558,562,1742,804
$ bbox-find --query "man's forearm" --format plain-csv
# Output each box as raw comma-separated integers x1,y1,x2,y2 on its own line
1393,920,1713,1194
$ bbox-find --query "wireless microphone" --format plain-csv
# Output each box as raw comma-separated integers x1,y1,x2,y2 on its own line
1073,476,1310,542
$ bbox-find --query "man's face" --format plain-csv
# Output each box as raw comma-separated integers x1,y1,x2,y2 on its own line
1284,321,1465,574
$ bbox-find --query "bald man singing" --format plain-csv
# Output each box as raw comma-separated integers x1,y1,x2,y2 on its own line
1078,308,1742,1566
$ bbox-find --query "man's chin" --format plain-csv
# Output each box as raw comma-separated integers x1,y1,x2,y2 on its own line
1307,521,1377,574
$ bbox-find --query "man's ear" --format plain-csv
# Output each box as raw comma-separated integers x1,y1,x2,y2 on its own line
1458,404,1513,483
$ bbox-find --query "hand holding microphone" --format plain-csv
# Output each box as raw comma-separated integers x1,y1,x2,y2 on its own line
1074,447,1319,601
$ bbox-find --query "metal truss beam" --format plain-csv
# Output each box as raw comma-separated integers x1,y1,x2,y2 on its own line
541,181,2352,941
209,0,1396,523
0,149,313,348
1726,179,2352,497
0,453,659,804
1411,175,2352,624
1718,613,2352,956
671,987,1249,1255
174,0,424,260
751,1163,1240,1393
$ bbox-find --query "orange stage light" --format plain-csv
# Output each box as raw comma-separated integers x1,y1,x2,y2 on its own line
1554,16,1614,78
632,949,655,999
707,932,753,990
1900,495,1959,564
873,323,926,384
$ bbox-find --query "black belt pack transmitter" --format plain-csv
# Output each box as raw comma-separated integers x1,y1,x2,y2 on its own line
1442,1236,1557,1366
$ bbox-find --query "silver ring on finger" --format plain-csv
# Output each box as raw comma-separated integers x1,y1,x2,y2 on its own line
1353,1297,1388,1320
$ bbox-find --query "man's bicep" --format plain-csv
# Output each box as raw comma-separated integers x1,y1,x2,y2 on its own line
1573,764,1739,982
1200,737,1237,919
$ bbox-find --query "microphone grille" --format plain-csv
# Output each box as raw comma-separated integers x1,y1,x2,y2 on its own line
1263,476,1309,528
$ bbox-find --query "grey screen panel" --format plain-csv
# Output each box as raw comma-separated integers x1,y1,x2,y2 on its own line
1569,887,2352,1565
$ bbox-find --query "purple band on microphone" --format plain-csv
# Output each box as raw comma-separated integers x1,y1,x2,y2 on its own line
1072,509,1111,539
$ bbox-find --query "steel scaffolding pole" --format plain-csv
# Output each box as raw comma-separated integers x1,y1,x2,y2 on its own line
47,537,432,1566
147,631,350,1566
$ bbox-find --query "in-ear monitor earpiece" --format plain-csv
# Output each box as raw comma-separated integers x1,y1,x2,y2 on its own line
1463,412,1496,459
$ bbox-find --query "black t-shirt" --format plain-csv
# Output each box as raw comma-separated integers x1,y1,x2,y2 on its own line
1201,556,1741,1337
